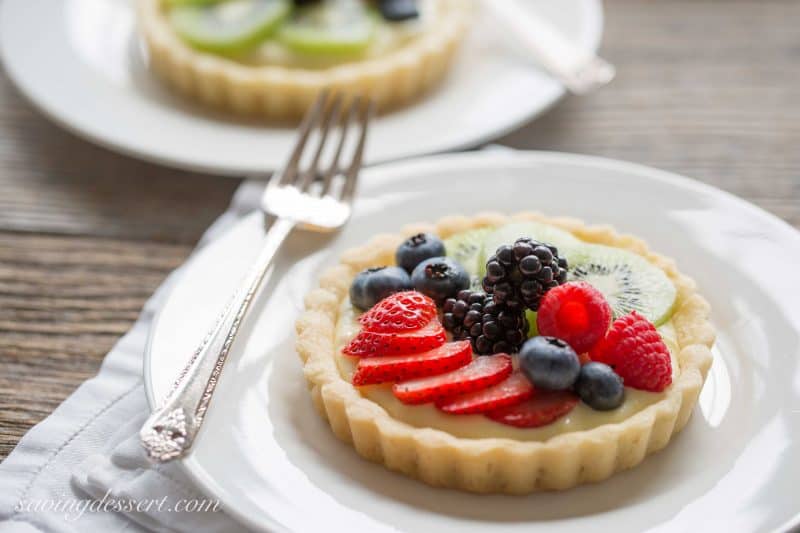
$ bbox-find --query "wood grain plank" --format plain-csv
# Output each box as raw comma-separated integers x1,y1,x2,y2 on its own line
500,0,800,215
0,232,191,458
0,77,240,243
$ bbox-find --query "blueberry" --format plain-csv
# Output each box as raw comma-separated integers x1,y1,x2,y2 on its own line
349,266,412,311
378,0,419,21
519,336,580,390
575,362,625,411
410,257,469,303
395,233,446,273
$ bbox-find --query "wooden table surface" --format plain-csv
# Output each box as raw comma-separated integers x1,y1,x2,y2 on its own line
1,0,798,460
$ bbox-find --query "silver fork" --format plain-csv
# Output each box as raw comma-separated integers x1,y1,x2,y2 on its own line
140,91,372,463
484,0,615,94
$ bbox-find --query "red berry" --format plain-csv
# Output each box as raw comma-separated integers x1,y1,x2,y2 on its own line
589,311,672,392
359,291,437,333
343,319,446,357
436,372,534,414
486,390,578,428
393,354,512,405
352,341,472,386
536,281,612,353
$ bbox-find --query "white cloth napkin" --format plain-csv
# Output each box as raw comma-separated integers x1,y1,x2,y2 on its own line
0,145,511,533
0,181,267,533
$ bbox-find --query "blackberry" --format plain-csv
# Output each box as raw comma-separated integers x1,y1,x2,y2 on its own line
482,238,568,311
442,290,529,355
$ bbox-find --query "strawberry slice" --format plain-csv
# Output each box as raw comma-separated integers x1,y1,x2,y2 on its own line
486,390,578,428
392,354,512,405
352,340,472,386
358,291,437,333
436,372,534,414
343,319,447,357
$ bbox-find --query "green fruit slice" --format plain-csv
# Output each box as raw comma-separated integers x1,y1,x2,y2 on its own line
479,221,582,277
567,244,677,326
165,0,226,7
276,0,377,55
169,0,291,54
444,227,494,290
525,310,539,337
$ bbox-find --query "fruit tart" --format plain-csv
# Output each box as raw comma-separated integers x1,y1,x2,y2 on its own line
296,212,715,493
138,0,471,119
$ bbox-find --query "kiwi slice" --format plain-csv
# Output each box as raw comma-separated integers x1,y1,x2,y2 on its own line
169,0,292,54
567,244,677,326
444,227,494,289
479,221,582,277
525,310,539,337
165,0,226,7
276,0,377,56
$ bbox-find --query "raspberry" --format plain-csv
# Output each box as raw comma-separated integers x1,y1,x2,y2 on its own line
352,341,472,386
536,281,612,353
589,311,672,392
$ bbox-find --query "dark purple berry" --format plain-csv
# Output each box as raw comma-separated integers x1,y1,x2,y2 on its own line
481,237,568,311
441,290,529,355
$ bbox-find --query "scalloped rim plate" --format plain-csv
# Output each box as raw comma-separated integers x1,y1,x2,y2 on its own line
144,151,800,532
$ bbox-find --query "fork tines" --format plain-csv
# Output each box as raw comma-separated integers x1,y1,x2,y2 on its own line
277,90,373,201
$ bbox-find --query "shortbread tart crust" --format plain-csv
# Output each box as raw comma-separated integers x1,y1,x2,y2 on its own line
138,0,471,120
296,212,715,493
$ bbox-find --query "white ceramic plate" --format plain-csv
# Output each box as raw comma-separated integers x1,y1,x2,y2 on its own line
0,0,602,176
144,151,800,532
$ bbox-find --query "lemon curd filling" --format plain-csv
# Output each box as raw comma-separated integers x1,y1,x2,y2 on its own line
334,298,681,441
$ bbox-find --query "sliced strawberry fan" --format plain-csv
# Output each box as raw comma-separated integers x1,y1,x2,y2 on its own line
486,390,579,428
358,291,438,333
345,290,578,428
352,341,473,385
343,318,447,357
393,354,513,405
436,372,534,414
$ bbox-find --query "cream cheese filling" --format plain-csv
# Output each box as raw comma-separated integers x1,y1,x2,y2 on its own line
334,298,681,442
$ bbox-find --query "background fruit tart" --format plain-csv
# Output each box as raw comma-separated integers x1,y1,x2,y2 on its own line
138,0,472,120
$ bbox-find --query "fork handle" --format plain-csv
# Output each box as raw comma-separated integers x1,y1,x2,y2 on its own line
140,216,295,463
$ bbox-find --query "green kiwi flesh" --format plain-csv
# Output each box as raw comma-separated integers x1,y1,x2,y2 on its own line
479,221,582,277
568,244,677,326
166,0,227,7
169,0,292,54
444,227,494,290
276,0,377,55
